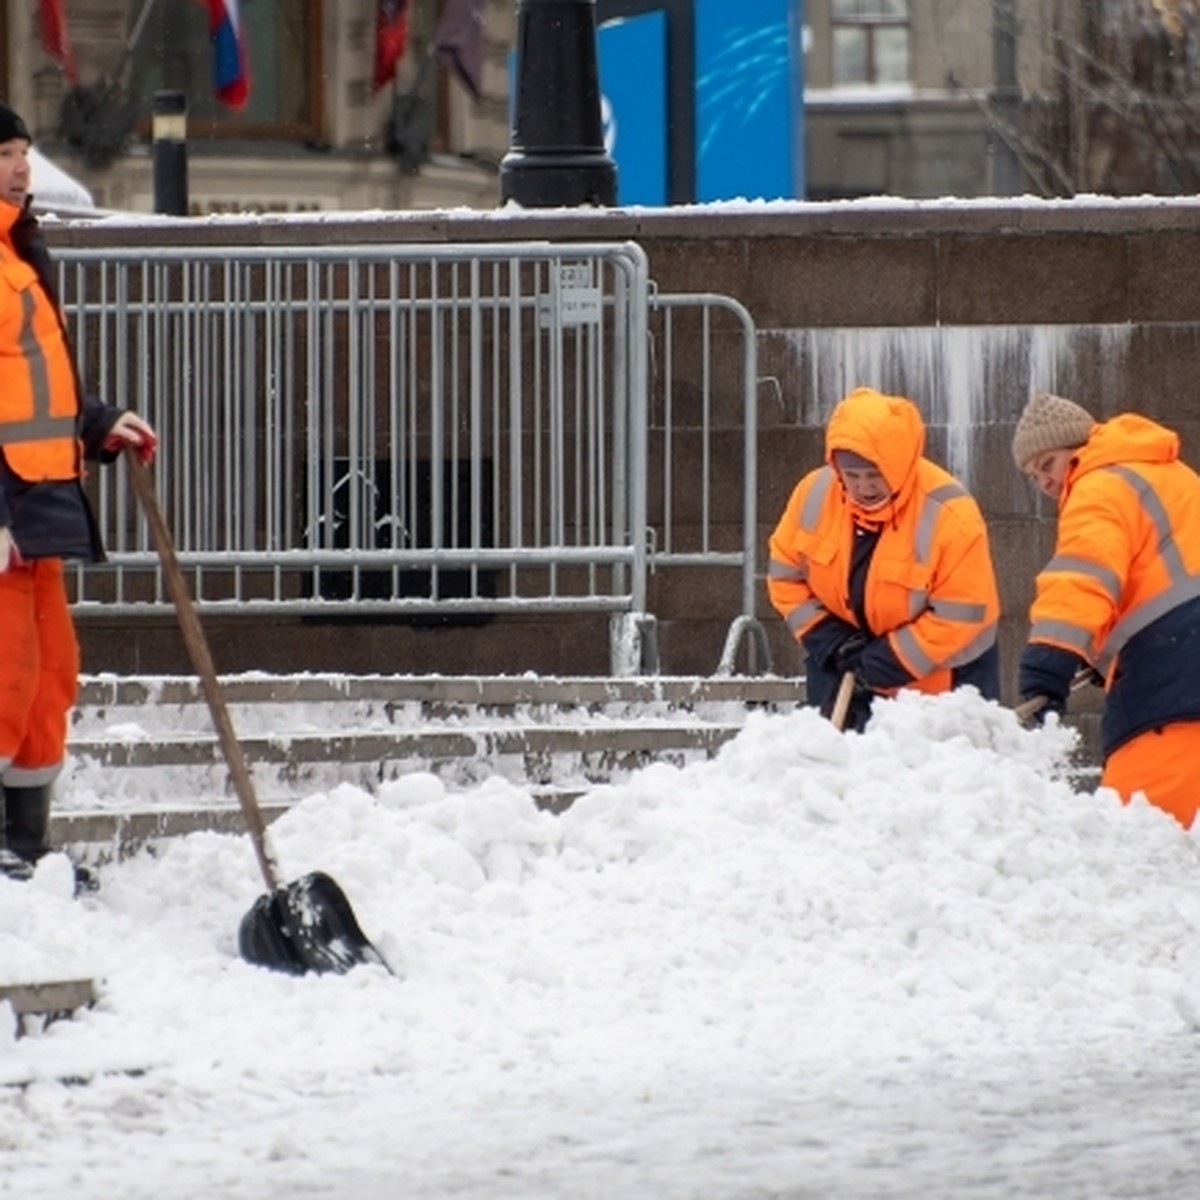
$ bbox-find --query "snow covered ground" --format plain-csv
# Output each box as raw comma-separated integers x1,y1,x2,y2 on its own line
4,686,1200,1199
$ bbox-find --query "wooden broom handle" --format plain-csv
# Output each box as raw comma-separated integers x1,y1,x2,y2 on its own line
126,453,281,892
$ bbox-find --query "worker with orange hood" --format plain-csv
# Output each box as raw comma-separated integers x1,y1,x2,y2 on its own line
1014,390,1200,830
768,387,1001,731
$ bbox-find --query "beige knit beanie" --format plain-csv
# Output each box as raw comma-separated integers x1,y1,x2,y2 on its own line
1011,390,1096,469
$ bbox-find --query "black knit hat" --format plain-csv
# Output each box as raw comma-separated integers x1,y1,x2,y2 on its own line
0,104,32,145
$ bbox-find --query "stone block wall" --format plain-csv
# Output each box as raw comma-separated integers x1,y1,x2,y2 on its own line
53,199,1200,766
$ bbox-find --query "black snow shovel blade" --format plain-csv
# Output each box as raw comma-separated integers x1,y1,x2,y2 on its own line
126,454,392,979
238,872,389,976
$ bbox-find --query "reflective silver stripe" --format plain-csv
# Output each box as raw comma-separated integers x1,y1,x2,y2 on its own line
0,413,77,443
768,558,806,582
799,467,833,532
1106,464,1188,582
913,496,938,565
893,625,936,676
904,483,969,624
927,481,967,505
1091,464,1197,673
1097,574,1200,674
1041,554,1122,604
785,597,828,635
1030,617,1093,654
894,618,998,675
914,483,966,565
944,622,998,668
0,290,75,444
929,598,987,623
2,760,63,788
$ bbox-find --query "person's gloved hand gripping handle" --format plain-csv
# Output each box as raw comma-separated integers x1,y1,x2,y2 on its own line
103,411,158,465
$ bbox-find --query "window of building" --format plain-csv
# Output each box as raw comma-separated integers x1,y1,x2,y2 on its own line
831,0,910,86
128,0,323,141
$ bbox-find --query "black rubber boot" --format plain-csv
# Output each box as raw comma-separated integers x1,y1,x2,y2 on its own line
4,784,96,892
4,785,53,863
0,789,33,882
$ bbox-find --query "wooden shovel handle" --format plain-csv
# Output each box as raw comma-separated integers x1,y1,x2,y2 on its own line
126,453,281,892
1014,669,1099,726
829,671,857,731
1014,694,1049,724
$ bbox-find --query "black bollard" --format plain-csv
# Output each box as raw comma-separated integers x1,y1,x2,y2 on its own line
152,90,189,216
500,0,617,208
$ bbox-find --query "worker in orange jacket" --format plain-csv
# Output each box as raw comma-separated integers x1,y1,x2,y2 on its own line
1014,389,1200,830
0,103,157,883
767,386,1001,731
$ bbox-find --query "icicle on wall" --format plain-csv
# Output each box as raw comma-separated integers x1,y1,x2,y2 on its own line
792,324,1134,488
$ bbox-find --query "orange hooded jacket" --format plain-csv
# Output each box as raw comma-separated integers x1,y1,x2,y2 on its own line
768,387,1000,696
1029,413,1200,673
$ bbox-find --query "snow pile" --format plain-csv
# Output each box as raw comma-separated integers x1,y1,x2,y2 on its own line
2,686,1199,1198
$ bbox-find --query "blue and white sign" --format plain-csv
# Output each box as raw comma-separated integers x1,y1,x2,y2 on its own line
597,10,669,206
598,0,803,205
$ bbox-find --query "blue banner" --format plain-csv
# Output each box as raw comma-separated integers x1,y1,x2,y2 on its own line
598,0,802,205
597,11,668,206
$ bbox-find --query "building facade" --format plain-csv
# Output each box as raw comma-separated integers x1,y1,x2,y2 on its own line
804,0,1200,200
5,0,512,215
2,2,1197,216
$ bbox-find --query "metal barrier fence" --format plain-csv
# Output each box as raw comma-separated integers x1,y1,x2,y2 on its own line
645,291,766,673
55,241,765,674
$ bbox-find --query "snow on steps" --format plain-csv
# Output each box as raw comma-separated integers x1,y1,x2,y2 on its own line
55,673,808,859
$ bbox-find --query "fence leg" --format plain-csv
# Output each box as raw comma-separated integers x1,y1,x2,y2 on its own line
716,615,774,677
609,613,659,676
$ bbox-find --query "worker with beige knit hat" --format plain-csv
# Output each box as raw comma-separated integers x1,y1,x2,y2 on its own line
1014,389,1200,829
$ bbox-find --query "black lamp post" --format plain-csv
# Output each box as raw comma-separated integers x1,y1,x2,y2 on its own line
499,0,617,207
152,90,189,216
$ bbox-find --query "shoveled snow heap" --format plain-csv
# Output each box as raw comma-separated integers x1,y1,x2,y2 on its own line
3,686,1199,1199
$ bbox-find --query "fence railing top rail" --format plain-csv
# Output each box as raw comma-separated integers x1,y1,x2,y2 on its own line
55,241,651,270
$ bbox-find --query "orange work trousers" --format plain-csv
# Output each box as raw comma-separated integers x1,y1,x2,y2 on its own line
0,558,79,787
1102,720,1200,831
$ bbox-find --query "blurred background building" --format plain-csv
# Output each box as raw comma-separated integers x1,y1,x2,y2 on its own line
804,0,1200,200
10,0,511,214
2,0,1198,216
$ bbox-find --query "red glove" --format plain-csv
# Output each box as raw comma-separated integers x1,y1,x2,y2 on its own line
104,412,158,465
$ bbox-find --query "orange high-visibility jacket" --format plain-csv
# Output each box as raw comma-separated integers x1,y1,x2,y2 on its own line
0,199,82,484
1029,413,1200,681
767,388,1000,695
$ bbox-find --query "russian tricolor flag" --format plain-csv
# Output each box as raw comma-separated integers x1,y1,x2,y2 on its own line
207,0,249,109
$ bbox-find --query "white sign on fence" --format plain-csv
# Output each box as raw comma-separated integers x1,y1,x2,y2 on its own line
543,262,602,327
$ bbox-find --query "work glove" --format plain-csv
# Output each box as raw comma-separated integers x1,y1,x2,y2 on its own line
103,412,158,465
829,629,870,675
0,526,23,573
1017,644,1083,729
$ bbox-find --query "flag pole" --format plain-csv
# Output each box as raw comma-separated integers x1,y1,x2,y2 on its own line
116,0,163,81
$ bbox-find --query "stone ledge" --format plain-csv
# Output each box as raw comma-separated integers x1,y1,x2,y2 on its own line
75,672,808,709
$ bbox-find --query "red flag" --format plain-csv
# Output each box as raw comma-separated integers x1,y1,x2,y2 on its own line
38,0,79,85
373,0,410,93
206,0,250,109
434,0,485,102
